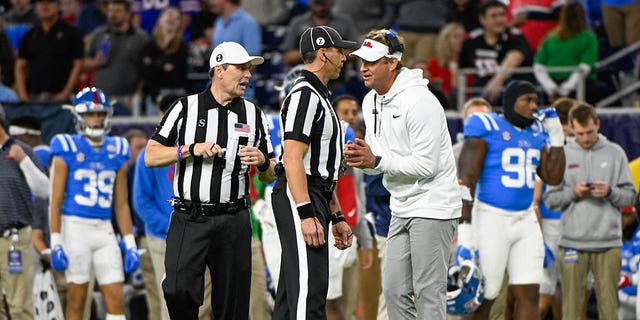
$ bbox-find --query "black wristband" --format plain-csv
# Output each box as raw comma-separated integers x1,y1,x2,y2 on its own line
257,153,271,172
297,203,314,220
188,144,197,157
331,210,346,224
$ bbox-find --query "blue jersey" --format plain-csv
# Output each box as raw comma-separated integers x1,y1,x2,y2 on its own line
621,225,640,296
50,134,130,220
464,113,547,211
267,114,282,188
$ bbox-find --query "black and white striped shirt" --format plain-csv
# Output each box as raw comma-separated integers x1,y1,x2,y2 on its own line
280,70,343,182
151,89,274,203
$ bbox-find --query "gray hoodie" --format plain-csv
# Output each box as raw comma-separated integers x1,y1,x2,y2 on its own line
543,134,636,249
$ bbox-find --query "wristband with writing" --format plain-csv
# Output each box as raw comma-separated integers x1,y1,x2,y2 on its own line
331,210,346,224
297,203,314,220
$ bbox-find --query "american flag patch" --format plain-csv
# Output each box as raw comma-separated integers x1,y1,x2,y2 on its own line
235,123,250,133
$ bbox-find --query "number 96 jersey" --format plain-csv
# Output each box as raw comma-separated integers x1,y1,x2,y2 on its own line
464,113,546,211
50,134,130,220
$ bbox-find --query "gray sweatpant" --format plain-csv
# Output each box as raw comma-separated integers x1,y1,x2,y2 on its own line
383,216,456,320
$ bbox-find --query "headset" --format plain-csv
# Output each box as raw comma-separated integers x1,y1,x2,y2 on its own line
383,30,404,55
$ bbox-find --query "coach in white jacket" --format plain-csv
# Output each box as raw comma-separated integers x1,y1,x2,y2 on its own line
345,29,461,320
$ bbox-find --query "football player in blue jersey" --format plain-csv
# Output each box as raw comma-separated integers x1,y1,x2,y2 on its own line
456,80,565,320
49,87,140,320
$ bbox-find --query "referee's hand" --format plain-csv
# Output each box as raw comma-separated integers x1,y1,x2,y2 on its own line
193,142,224,158
301,217,325,248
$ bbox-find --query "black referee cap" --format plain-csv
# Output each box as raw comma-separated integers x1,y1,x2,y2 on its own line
299,26,358,55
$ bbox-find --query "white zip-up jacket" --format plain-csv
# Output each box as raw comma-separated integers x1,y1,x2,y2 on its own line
361,68,462,219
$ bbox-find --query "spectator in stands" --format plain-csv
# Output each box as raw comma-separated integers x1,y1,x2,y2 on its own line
0,66,18,103
387,0,448,67
331,0,394,36
85,0,150,116
60,0,80,24
280,0,359,67
131,0,198,36
2,0,39,50
618,205,640,320
459,0,533,104
533,2,598,104
447,0,480,32
602,0,640,49
76,0,108,35
14,0,83,103
0,31,15,87
509,0,563,52
424,22,467,106
211,0,261,100
544,103,636,319
141,7,188,115
243,0,288,26
0,104,49,320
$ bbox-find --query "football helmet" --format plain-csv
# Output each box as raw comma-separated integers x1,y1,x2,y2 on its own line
72,87,112,139
446,259,485,315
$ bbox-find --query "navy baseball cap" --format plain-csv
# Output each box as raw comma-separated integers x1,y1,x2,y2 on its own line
299,26,358,55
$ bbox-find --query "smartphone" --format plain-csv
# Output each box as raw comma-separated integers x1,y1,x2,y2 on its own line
585,182,593,188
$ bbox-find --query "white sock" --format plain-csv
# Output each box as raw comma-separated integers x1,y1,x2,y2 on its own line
106,314,126,320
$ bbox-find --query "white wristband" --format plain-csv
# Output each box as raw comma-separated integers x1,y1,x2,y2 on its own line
51,233,62,248
124,234,137,250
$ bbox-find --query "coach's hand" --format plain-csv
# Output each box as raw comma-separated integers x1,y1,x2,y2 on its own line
344,139,376,169
51,246,69,271
455,223,476,265
301,217,325,248
332,221,353,250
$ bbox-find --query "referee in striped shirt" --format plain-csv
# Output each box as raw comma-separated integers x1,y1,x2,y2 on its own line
144,42,275,320
271,26,356,320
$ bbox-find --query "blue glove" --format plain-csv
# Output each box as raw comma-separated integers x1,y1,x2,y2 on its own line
543,243,555,268
124,248,140,274
51,246,68,271
455,245,475,266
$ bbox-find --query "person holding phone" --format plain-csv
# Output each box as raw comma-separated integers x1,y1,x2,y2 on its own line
544,103,637,319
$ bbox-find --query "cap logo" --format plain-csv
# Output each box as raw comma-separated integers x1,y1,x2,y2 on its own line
216,54,223,62
363,41,373,48
316,37,325,46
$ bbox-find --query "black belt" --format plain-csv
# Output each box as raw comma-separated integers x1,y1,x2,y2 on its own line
275,163,336,193
169,197,250,216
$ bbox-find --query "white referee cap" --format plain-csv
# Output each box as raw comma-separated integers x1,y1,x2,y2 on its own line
209,42,264,68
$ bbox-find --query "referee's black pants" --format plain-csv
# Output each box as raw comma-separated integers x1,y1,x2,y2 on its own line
271,176,333,320
162,206,252,320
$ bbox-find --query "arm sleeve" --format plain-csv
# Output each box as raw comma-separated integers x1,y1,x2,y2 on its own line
376,93,444,179
20,156,49,199
607,147,637,207
542,181,575,212
257,109,275,159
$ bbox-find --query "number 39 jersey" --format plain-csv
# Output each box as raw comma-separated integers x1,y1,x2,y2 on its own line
50,134,130,220
464,113,546,211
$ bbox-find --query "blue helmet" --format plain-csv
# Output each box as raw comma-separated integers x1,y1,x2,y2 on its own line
446,260,485,315
72,87,112,138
